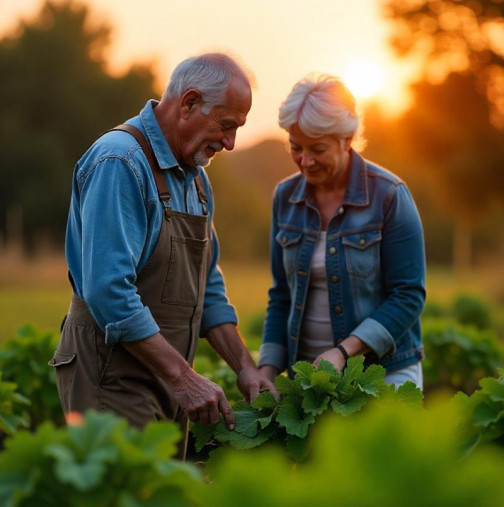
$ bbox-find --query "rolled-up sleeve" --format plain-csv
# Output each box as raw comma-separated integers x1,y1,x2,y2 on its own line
352,183,426,357
76,157,160,345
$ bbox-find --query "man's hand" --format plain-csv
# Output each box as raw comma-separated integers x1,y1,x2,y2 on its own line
205,323,280,404
123,332,235,429
237,366,279,403
258,364,280,383
169,368,235,429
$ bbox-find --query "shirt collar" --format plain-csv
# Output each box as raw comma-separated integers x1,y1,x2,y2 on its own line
289,149,369,207
139,99,198,177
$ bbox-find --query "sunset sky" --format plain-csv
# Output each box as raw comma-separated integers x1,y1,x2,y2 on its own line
1,0,421,148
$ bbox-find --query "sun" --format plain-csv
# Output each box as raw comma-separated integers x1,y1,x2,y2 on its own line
342,60,384,99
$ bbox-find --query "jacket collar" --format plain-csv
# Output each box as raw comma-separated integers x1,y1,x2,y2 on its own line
289,149,369,207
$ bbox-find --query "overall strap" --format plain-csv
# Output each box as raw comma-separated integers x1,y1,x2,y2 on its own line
109,124,172,217
194,175,209,215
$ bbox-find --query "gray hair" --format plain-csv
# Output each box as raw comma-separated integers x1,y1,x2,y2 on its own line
279,74,365,150
164,53,252,114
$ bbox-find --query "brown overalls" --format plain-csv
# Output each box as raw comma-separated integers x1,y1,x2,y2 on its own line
50,124,212,458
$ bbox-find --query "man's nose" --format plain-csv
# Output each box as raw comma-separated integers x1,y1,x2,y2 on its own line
222,131,236,151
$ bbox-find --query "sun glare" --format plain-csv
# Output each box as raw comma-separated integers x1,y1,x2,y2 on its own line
343,60,384,99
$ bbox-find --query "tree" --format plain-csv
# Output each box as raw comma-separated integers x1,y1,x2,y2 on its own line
383,0,504,127
382,0,504,271
0,0,157,252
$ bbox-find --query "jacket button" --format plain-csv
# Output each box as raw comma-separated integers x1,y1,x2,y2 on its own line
331,275,340,283
334,305,342,314
282,236,288,244
338,206,344,214
359,238,365,246
329,247,336,255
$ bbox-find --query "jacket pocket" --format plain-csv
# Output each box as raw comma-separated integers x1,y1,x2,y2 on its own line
342,229,381,278
162,235,208,306
275,228,303,277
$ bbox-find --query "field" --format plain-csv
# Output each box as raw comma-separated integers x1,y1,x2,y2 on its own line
1,252,503,343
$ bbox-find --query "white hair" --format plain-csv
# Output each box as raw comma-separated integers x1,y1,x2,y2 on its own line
279,74,365,151
164,53,252,115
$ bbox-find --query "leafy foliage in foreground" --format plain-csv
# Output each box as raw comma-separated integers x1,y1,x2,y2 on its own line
205,399,504,507
0,410,202,507
0,373,30,436
455,368,504,455
192,357,423,461
0,325,63,428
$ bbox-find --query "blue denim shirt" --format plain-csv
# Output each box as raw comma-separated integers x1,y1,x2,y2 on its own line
258,150,426,374
66,99,237,346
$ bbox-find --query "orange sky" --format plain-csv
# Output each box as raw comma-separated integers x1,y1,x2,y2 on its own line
0,0,420,148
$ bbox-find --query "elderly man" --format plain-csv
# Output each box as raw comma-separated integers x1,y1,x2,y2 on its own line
50,53,276,457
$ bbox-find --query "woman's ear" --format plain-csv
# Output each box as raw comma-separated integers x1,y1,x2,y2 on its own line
180,89,202,118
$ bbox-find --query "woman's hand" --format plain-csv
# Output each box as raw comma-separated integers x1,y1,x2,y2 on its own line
313,336,372,372
313,347,347,372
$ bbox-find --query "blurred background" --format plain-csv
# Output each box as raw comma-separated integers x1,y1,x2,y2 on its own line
0,0,503,363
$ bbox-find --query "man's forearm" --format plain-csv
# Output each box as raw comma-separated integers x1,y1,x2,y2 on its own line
122,332,191,384
205,323,256,373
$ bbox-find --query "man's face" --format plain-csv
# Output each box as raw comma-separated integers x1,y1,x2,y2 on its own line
179,77,252,167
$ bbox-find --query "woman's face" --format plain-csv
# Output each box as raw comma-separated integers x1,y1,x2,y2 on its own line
287,123,351,190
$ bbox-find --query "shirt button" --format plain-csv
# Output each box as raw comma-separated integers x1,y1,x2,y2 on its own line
334,305,342,314
359,238,365,246
329,247,336,255
331,275,340,283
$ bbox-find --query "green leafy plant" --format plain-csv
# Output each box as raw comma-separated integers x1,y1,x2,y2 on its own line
192,357,423,461
0,410,203,507
0,373,30,437
204,398,504,507
0,325,63,428
422,319,504,395
455,368,504,455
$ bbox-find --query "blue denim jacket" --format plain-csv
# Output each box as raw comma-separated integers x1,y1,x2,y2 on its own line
258,150,426,375
65,100,237,346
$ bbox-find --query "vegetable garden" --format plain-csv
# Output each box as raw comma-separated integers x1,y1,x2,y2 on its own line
1,293,504,506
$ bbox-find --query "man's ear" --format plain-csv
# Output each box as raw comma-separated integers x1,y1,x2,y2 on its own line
180,89,202,118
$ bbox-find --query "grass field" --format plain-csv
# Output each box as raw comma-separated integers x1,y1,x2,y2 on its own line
1,252,503,342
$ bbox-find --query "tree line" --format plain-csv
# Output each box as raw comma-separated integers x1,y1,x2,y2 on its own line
1,0,503,270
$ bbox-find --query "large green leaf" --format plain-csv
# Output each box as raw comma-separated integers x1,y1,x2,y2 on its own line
331,391,368,416
286,434,310,462
251,391,277,410
233,407,260,438
473,402,503,428
191,422,218,452
214,422,275,449
276,398,315,438
46,443,118,491
356,364,386,396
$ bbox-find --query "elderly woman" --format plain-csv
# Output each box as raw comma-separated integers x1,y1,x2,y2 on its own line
258,74,426,387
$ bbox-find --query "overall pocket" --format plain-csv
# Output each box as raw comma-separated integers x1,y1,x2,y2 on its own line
162,235,208,306
275,228,303,277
